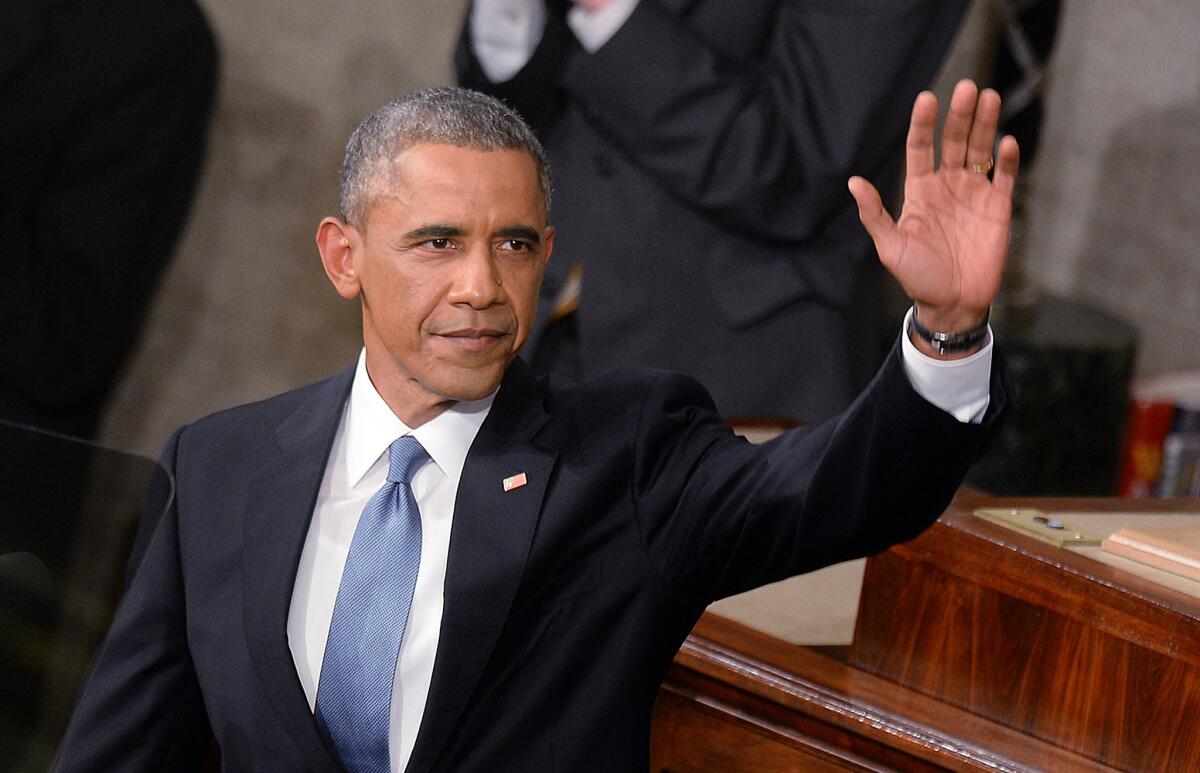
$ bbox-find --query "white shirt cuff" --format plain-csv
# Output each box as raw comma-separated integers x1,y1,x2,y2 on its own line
567,0,640,53
899,307,993,424
470,0,547,83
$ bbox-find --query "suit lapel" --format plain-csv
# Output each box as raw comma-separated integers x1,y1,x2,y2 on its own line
242,367,354,772
405,359,557,772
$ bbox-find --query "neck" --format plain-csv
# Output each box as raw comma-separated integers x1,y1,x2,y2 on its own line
384,395,455,429
361,356,456,430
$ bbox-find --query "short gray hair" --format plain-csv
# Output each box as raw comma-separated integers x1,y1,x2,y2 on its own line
339,87,551,227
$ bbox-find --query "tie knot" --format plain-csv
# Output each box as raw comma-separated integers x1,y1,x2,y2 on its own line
387,435,428,484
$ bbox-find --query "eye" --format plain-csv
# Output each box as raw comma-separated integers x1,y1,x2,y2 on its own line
425,238,452,250
499,239,532,252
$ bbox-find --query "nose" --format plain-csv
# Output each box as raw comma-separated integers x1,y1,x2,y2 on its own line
447,243,504,309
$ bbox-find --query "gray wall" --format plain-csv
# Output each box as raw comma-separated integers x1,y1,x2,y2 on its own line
100,0,470,456
99,0,1200,457
1022,0,1200,376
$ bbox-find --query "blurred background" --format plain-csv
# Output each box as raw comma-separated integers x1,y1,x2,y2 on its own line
3,2,1198,767
89,0,1199,474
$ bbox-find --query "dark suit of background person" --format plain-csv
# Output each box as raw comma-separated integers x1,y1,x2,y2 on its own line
0,0,217,438
54,348,1013,771
458,0,968,423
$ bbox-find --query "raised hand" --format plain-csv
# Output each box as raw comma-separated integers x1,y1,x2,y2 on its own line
848,79,1020,348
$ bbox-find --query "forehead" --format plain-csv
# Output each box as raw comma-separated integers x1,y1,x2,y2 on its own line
369,143,545,225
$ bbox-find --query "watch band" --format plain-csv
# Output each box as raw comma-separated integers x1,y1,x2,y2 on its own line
908,305,990,355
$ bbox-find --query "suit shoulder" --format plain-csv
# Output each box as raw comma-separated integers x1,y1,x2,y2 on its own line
538,368,723,454
174,368,352,453
546,367,716,415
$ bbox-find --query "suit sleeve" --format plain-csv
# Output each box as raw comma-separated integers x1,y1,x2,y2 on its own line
456,0,574,139
563,0,967,242
461,0,966,243
0,1,216,428
55,428,212,772
632,340,1013,605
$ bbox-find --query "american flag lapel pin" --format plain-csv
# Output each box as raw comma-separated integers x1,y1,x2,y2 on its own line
502,472,528,492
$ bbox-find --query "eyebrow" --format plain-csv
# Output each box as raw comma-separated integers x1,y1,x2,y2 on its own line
399,224,542,245
495,225,542,245
401,224,466,241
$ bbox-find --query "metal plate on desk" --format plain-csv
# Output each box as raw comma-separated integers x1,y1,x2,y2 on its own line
974,507,1104,546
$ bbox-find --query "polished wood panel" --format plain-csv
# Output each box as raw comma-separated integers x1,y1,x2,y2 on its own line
652,689,866,772
849,494,1200,772
652,614,1113,772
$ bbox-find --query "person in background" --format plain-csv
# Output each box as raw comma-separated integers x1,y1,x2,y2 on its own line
459,0,969,423
0,0,218,438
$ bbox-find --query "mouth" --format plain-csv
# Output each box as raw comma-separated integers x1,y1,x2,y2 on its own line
434,327,512,354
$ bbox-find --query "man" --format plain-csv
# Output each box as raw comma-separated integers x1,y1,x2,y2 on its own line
459,0,970,423
57,83,1017,771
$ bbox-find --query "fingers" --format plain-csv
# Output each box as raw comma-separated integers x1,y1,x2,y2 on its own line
966,88,1001,171
940,79,980,169
906,91,937,178
848,176,901,264
992,135,1020,196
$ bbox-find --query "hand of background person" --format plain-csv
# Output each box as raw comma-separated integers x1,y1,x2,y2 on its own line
848,79,1019,352
570,0,618,11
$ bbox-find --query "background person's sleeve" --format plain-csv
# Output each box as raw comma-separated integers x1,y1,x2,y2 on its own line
0,1,217,435
560,0,968,242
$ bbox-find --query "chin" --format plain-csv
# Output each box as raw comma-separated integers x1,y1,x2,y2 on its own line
434,366,508,403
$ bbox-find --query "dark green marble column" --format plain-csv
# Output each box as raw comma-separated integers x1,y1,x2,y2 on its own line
967,292,1137,496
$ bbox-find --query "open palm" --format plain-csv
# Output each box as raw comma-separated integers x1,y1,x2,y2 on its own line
850,81,1020,333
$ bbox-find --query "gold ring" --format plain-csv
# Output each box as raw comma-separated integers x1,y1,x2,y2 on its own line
968,157,994,174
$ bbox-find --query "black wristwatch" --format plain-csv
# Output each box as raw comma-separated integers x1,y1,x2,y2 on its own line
908,305,990,355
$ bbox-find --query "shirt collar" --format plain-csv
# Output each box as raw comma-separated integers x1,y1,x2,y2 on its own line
342,349,495,489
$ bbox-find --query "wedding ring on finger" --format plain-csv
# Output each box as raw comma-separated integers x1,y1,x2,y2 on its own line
967,157,994,175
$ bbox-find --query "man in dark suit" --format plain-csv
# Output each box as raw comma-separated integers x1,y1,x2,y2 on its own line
458,0,969,423
57,82,1019,771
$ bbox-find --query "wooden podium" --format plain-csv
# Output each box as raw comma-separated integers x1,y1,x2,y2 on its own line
650,492,1200,771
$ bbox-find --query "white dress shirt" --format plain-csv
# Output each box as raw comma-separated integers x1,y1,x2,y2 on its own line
286,326,991,769
901,307,993,423
288,350,493,773
470,0,640,82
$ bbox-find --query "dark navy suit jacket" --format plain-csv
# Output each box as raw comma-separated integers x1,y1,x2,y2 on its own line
57,344,1012,771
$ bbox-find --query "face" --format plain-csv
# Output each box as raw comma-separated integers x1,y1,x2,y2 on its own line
317,143,554,426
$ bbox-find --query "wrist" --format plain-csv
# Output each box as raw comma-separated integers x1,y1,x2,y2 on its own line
909,304,990,360
911,301,989,333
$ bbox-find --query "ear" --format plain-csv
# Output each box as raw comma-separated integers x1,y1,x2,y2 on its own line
542,226,556,269
316,217,362,300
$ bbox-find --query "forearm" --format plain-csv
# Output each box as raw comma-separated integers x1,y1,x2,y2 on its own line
632,344,1010,603
710,342,1010,598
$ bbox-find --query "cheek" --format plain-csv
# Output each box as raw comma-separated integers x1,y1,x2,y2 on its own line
387,276,444,328
506,262,546,309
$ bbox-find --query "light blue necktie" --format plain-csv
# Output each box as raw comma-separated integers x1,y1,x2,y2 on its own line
315,435,428,773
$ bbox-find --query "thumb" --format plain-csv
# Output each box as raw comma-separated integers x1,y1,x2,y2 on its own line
848,177,901,268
